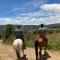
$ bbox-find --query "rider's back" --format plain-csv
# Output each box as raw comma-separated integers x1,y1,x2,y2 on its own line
14,29,24,39
38,27,47,37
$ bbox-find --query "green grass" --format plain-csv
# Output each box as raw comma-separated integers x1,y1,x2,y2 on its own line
47,33,60,51
2,30,60,51
24,31,60,51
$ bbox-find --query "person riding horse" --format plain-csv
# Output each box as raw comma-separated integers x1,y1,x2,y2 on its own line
14,25,26,49
38,24,48,44
34,24,48,60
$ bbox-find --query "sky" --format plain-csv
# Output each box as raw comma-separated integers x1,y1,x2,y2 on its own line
0,0,60,25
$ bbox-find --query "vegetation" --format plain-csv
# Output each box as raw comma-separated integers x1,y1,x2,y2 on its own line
47,33,60,51
0,32,3,39
2,24,14,44
24,30,60,51
1,24,60,51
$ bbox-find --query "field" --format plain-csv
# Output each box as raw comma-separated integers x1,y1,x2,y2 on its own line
47,33,60,50
0,28,60,60
24,30,60,51
1,24,60,50
2,29,60,51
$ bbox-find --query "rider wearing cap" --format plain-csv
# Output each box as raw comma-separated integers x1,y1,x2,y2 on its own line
34,24,48,60
38,24,48,46
14,25,26,49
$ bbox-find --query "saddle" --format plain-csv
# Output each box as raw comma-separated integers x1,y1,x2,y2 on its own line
37,37,44,43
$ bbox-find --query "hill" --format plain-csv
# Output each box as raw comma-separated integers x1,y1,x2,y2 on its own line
0,23,60,31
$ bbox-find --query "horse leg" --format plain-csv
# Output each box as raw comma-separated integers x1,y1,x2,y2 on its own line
16,50,20,58
35,42,38,60
44,40,48,56
39,47,42,59
13,45,20,58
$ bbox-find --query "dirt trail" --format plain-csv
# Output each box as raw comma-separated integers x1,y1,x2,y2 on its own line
0,41,60,60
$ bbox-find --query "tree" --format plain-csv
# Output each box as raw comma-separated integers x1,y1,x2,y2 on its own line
4,24,14,41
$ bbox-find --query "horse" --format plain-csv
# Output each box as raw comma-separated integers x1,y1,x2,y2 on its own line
34,36,48,60
13,39,24,59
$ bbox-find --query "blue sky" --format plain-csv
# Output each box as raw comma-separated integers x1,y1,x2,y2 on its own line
0,0,60,25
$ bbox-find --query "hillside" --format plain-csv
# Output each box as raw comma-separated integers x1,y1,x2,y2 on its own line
0,23,60,31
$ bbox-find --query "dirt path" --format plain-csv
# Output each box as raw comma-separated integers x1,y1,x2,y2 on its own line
0,41,60,60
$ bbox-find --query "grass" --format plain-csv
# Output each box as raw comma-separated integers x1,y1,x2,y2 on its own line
47,33,60,51
25,32,60,51
2,30,60,51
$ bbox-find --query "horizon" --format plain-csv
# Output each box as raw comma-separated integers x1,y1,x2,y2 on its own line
2,23,60,26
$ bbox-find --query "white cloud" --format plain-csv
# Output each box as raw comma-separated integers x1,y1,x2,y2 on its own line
40,4,60,12
20,12,43,17
0,18,20,25
25,16,60,25
13,8,20,11
0,15,60,25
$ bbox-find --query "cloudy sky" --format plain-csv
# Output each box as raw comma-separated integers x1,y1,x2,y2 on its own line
0,0,60,25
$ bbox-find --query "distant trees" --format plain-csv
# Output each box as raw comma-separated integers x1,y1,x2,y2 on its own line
0,32,3,39
3,24,14,43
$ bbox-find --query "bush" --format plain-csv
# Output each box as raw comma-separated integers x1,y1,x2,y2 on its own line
3,34,15,45
3,24,14,42
0,32,3,39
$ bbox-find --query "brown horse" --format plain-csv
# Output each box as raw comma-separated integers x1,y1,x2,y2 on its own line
34,36,48,60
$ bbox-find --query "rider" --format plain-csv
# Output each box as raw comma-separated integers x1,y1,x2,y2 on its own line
38,24,48,46
34,24,48,60
14,25,26,49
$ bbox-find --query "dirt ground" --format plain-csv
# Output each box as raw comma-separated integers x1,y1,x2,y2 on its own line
0,41,60,60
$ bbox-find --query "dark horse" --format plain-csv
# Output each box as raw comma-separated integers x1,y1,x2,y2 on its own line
34,36,48,60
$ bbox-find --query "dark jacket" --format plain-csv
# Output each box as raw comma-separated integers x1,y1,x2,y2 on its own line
38,27,47,37
14,29,24,39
